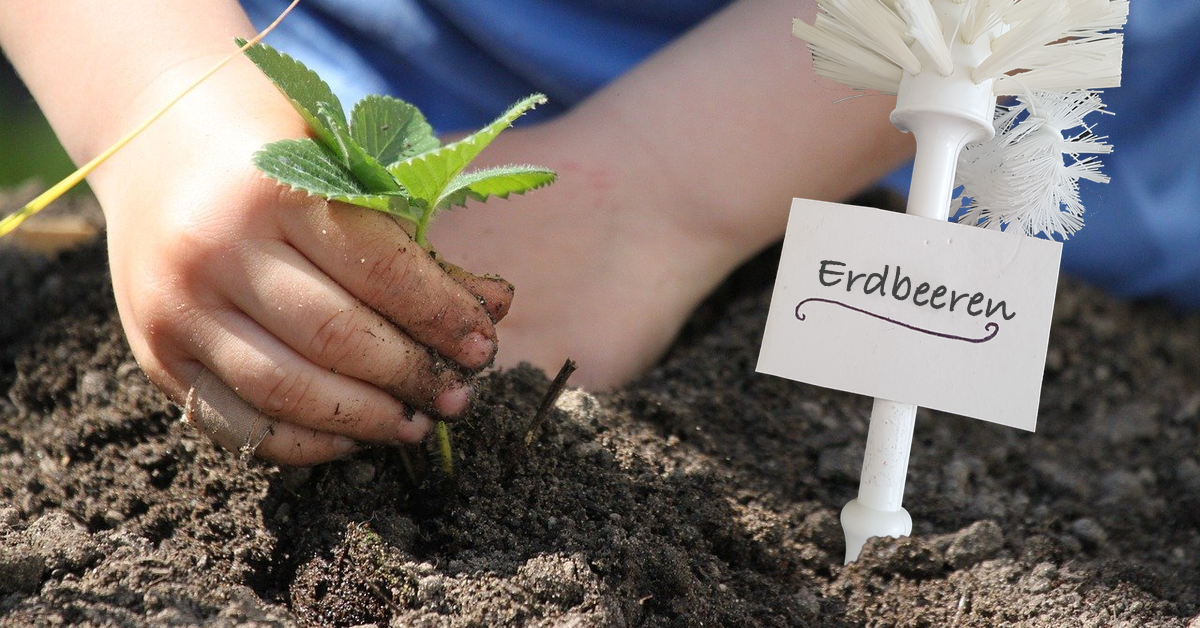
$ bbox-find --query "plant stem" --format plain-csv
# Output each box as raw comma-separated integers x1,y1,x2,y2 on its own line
410,207,451,475
397,446,418,485
413,204,435,248
435,421,454,476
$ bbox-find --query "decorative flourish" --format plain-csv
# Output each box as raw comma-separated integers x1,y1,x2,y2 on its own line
794,298,1000,344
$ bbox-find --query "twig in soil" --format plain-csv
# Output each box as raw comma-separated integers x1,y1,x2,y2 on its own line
523,358,577,447
364,579,406,616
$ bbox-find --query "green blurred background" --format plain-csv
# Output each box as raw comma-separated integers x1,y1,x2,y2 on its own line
1,56,78,191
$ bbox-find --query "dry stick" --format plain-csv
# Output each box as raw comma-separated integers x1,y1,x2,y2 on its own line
523,358,578,447
504,359,577,477
364,579,406,616
0,0,301,237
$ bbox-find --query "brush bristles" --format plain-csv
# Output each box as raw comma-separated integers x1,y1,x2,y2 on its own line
895,0,956,76
824,0,921,75
993,37,1123,94
791,0,1125,237
972,0,1127,89
793,18,906,92
971,1,1071,81
793,0,1126,94
961,0,1016,45
955,90,1111,238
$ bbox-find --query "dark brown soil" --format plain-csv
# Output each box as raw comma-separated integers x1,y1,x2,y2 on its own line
1,190,1198,627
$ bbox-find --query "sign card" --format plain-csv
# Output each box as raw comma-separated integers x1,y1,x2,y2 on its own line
756,199,1062,431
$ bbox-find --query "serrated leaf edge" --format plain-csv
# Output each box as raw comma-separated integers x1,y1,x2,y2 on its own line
386,93,548,203
439,165,558,209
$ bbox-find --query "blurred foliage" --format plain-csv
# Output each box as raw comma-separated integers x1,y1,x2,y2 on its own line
1,57,81,192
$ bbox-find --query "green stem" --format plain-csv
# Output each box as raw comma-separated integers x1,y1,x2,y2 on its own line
435,421,455,476
412,203,435,249
414,207,450,476
391,199,453,476
397,446,418,485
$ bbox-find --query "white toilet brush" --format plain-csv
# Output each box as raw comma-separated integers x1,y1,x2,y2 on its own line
792,0,1127,563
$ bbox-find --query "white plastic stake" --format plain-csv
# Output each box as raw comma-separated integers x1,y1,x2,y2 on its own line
841,399,915,563
840,0,997,564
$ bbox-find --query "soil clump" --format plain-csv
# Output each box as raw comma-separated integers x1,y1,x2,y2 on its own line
1,190,1197,626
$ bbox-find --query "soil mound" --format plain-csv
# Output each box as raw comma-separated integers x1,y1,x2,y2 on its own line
1,191,1197,626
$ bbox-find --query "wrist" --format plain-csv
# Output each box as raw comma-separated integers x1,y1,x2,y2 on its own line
88,54,307,215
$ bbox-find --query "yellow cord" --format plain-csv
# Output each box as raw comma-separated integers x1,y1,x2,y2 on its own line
0,0,301,238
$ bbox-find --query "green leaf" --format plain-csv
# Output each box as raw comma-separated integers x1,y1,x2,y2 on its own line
350,95,441,166
439,165,557,209
315,103,404,195
388,94,547,208
253,138,413,216
236,39,346,147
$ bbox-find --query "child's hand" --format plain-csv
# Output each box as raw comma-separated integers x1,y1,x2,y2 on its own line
93,61,511,465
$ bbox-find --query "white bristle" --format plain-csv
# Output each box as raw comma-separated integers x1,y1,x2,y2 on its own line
960,0,1015,45
971,1,1070,82
974,0,1127,90
1072,0,1129,33
955,90,1112,238
794,22,905,92
993,36,1124,94
794,18,906,92
795,0,1126,94
895,0,956,76
824,0,922,75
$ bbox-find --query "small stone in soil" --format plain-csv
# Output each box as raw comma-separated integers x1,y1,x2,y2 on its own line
1069,518,1108,548
946,520,1004,569
343,461,376,487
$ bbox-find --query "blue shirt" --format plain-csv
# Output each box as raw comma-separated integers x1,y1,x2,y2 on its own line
243,0,1200,308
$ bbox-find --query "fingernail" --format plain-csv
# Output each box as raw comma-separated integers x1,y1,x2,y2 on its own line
400,411,435,442
434,383,472,417
331,436,361,458
458,331,496,367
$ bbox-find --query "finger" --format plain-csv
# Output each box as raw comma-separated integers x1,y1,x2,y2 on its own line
431,252,515,323
279,201,499,370
228,240,474,418
185,368,378,466
189,308,431,444
185,368,277,455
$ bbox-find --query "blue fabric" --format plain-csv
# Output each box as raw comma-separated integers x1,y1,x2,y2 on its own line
243,0,1200,308
242,0,728,130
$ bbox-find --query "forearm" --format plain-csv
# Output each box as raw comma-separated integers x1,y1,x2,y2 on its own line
0,1,258,166
560,0,915,253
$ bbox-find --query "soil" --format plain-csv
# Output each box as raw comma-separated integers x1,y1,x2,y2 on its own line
1,188,1198,627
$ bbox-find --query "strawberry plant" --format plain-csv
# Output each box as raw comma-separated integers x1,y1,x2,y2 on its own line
238,39,556,474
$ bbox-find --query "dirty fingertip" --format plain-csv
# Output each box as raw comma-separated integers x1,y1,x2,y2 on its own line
456,331,496,369
434,382,472,417
399,411,435,443
331,435,362,458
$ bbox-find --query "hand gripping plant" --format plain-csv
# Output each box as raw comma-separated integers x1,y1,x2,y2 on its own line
793,0,1126,562
0,4,547,473
237,40,556,475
